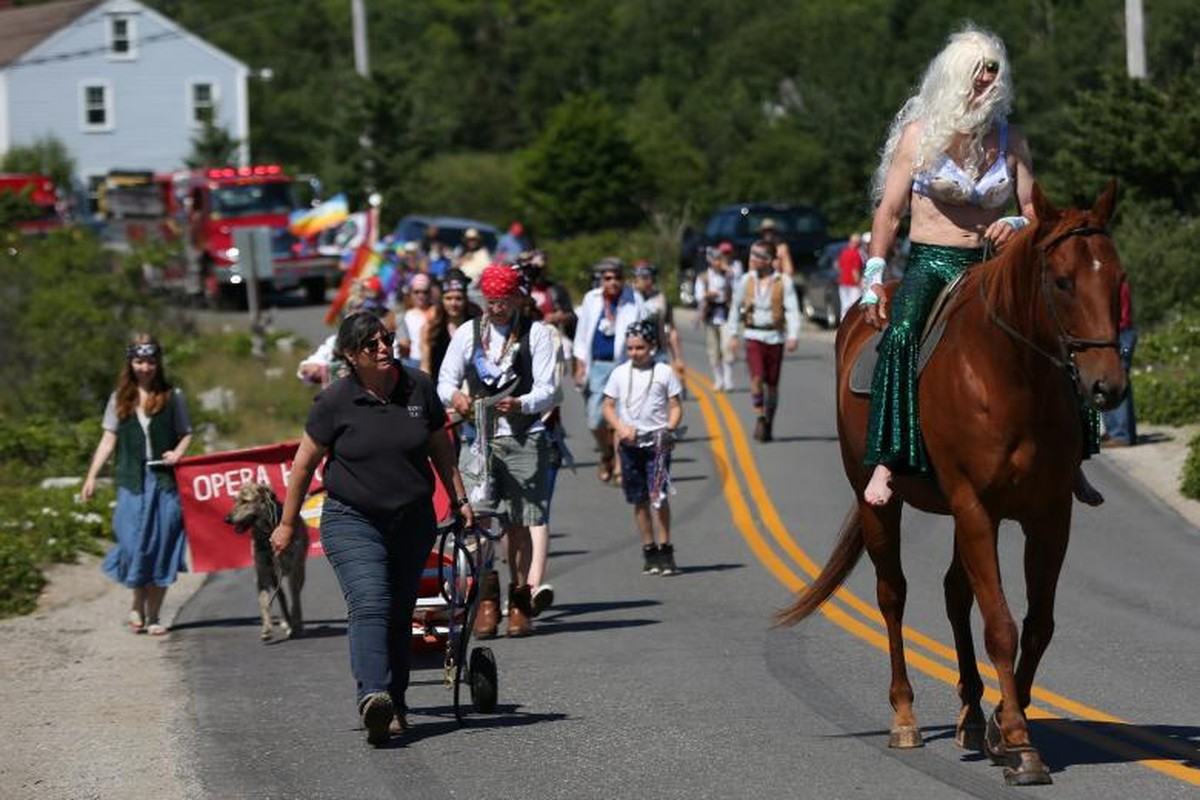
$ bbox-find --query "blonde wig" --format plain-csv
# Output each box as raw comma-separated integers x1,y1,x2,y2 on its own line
871,25,1014,204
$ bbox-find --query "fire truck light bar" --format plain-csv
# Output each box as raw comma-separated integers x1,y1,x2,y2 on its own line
204,165,284,179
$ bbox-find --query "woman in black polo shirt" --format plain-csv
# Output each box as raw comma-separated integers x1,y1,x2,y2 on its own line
271,312,473,746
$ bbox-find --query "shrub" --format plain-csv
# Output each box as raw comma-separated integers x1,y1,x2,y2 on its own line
542,227,675,300
1182,434,1200,501
1133,311,1200,426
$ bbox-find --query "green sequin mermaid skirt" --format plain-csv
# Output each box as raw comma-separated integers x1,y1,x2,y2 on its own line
863,242,1100,473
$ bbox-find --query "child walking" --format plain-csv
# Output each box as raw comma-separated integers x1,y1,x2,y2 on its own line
602,320,684,575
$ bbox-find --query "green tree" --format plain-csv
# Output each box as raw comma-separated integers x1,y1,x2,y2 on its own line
185,117,243,169
1,135,76,190
517,93,650,236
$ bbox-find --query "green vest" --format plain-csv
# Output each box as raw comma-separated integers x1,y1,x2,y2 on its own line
115,392,180,493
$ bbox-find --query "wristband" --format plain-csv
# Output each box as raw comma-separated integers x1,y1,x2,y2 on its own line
998,215,1029,231
859,287,880,306
863,256,886,284
454,497,470,508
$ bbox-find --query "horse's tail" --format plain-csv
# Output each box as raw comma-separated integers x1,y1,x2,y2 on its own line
775,503,864,626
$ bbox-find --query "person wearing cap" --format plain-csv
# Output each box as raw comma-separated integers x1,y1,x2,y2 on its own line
602,319,684,575
725,239,801,442
695,247,735,391
496,221,530,263
399,273,435,369
82,333,193,636
573,257,646,483
437,263,560,637
454,227,491,283
759,218,795,277
630,260,686,385
718,240,744,283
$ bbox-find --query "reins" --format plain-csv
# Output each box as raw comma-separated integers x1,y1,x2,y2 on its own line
980,224,1118,389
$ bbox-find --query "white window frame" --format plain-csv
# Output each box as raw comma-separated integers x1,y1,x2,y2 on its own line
188,79,220,128
107,14,138,60
79,80,115,133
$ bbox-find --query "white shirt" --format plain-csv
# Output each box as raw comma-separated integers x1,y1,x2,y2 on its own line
437,315,559,437
573,286,645,374
403,307,430,364
603,361,682,434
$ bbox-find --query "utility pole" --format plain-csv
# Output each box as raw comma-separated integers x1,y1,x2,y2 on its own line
352,0,370,78
1125,0,1147,79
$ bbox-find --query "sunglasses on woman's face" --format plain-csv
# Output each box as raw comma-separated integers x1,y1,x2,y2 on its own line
981,60,1000,75
362,332,395,352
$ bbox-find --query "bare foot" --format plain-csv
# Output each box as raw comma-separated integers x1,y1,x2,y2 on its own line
1073,468,1104,506
864,465,894,506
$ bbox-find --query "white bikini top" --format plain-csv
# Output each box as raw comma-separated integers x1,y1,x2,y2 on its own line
912,122,1014,209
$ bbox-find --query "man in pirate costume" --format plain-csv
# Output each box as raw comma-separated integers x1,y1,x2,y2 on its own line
437,263,560,637
725,239,801,442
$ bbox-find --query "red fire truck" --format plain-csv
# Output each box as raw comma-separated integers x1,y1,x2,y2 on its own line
0,173,64,235
173,164,340,307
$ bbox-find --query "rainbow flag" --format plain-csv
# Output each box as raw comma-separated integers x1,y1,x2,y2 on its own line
324,205,379,325
289,193,349,238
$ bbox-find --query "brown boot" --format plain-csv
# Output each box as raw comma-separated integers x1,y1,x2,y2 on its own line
506,583,533,638
473,570,501,639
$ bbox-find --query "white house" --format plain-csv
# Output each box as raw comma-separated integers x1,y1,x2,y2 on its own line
0,0,249,197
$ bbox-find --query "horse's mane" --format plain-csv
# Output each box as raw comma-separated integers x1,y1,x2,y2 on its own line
978,211,1085,332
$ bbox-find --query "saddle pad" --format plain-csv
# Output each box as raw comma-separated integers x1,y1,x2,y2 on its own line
848,272,969,396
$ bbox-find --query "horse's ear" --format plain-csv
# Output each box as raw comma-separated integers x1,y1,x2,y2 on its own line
1092,179,1118,226
1030,182,1058,224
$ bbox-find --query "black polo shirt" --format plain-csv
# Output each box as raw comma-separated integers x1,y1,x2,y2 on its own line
306,363,447,519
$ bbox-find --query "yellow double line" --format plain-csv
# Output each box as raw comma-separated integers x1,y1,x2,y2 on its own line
684,372,1199,787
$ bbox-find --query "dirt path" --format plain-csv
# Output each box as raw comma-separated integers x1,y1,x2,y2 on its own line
0,557,206,800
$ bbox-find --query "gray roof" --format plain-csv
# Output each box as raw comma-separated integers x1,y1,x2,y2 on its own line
0,0,103,68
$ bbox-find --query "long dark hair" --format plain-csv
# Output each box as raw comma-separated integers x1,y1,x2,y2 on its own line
115,333,173,419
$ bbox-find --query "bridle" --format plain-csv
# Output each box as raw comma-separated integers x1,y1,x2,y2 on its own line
983,224,1119,390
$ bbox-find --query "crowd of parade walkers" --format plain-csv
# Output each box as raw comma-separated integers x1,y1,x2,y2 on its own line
290,223,804,655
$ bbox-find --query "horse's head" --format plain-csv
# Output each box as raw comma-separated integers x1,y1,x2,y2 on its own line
1029,181,1127,410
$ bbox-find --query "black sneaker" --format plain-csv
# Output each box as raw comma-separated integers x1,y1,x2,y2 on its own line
658,543,678,576
642,544,660,575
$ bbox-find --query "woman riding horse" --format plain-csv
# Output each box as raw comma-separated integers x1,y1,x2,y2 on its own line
859,25,1103,507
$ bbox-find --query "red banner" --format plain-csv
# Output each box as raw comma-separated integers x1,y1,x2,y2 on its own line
176,441,452,573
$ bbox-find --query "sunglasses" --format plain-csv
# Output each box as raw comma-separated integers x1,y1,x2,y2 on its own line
749,250,774,260
362,332,395,352
600,273,622,282
126,343,160,359
981,60,1000,74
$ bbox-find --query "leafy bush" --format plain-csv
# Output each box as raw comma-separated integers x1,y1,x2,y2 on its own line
1182,434,1200,501
542,227,675,299
1112,206,1200,327
0,417,97,488
1133,311,1200,426
0,485,112,619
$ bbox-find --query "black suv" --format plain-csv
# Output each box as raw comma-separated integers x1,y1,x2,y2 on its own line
679,202,828,306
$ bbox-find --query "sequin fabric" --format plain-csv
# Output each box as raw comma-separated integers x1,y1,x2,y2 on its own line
864,242,1101,472
864,243,983,473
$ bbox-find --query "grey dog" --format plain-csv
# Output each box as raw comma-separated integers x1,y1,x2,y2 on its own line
225,482,308,640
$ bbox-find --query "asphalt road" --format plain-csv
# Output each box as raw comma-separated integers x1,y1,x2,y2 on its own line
174,300,1200,799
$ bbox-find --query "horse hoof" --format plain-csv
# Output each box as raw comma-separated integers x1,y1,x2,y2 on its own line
1003,750,1053,786
956,722,986,751
983,709,1008,765
260,629,272,641
888,725,924,749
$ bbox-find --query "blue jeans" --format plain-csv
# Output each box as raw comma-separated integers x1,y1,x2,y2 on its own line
320,495,437,711
1102,327,1138,444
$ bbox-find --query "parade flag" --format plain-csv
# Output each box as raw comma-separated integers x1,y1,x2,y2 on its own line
175,440,452,573
324,204,379,325
288,193,349,238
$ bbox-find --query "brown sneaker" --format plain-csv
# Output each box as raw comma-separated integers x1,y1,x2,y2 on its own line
753,416,767,442
506,584,533,637
473,570,501,639
360,692,394,746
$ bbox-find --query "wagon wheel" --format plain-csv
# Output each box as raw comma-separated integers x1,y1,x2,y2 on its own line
469,646,498,713
451,583,479,723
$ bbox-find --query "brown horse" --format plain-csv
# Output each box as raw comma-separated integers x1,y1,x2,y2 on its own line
779,182,1126,786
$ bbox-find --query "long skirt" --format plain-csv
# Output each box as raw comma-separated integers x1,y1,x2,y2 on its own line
102,466,187,588
864,242,1100,473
